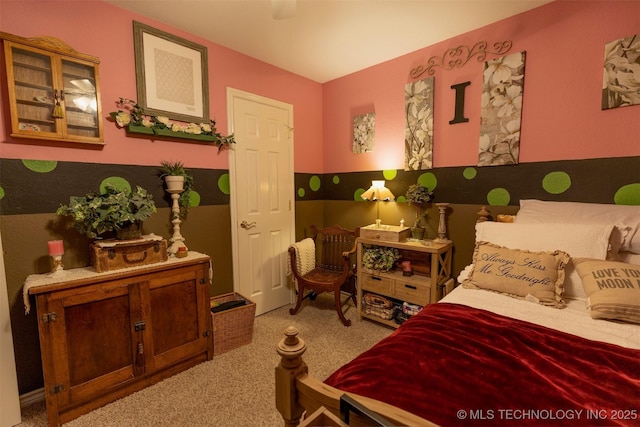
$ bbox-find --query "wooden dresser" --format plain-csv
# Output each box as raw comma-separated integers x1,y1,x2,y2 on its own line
25,252,214,426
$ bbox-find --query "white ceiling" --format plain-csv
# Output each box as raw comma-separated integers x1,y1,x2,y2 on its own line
104,0,553,83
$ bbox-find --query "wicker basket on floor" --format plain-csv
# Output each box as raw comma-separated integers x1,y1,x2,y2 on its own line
211,292,256,355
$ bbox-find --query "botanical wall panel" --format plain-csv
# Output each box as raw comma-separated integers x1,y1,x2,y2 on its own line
353,113,375,153
602,33,640,110
478,51,526,166
405,77,434,170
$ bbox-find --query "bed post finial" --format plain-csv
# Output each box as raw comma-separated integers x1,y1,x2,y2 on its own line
276,327,308,426
277,326,307,367
477,205,492,222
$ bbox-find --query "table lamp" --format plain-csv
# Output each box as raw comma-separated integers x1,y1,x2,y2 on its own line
361,180,395,228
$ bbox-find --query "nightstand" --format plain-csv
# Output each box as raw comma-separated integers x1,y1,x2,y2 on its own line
356,237,453,328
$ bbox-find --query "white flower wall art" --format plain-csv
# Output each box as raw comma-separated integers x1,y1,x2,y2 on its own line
602,34,640,110
405,77,434,170
478,51,526,167
353,112,376,153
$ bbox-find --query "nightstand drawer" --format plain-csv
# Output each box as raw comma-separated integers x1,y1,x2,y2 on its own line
393,280,430,306
361,273,392,294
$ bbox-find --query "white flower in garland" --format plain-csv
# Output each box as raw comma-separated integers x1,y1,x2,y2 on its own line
115,112,131,127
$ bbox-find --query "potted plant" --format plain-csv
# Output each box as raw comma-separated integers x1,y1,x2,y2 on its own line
56,185,157,239
405,184,434,240
362,245,401,271
159,160,194,217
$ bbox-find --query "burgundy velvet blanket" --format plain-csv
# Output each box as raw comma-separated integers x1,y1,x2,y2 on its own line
324,303,640,426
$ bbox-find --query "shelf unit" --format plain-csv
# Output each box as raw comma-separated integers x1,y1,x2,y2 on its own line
356,237,453,328
1,32,104,144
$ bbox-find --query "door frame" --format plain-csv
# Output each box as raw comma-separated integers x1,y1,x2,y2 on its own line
226,87,296,305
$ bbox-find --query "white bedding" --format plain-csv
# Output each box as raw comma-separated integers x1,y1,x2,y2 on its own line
440,285,640,350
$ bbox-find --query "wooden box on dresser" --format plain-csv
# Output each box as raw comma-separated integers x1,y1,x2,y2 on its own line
356,237,453,328
24,252,214,426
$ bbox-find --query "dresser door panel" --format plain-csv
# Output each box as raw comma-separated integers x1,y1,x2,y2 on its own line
49,283,139,408
148,267,206,370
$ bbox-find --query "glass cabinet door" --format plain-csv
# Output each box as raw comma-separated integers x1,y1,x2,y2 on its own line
6,44,60,136
61,59,100,139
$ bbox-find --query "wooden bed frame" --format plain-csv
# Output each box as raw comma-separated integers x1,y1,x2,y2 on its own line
274,206,513,426
275,326,437,427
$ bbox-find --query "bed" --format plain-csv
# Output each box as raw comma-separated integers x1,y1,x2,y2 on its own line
275,201,640,426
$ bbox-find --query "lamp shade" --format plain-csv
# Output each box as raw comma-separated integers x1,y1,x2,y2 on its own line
361,180,395,201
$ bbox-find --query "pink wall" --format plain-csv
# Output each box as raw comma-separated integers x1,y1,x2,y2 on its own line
0,0,323,172
1,1,638,175
322,0,640,173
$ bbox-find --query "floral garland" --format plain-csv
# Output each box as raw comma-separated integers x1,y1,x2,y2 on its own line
111,98,235,150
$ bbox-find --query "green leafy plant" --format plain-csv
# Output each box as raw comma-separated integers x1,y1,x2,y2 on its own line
362,245,401,271
56,185,156,238
405,184,434,227
159,160,194,217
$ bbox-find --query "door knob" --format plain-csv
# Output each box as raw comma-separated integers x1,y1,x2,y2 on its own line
240,220,256,229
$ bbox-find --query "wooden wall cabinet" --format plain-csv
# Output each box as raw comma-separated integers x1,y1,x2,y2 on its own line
1,32,104,144
25,254,213,426
356,237,453,328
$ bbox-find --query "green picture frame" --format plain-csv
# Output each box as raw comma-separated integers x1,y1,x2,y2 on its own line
133,21,209,124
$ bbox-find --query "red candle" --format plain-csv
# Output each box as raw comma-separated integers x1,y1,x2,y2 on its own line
48,240,64,256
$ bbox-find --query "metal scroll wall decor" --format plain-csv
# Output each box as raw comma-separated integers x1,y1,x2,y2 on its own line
478,51,526,167
410,40,512,78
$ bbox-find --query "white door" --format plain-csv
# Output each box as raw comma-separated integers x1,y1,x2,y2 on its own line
0,231,22,427
227,88,294,315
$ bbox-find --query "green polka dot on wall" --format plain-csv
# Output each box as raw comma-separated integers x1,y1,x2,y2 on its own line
0,186,4,200
22,159,57,173
542,171,571,194
383,170,397,180
463,167,477,180
417,172,437,191
332,175,340,184
309,175,321,192
218,174,230,195
189,191,201,207
354,188,366,201
298,188,306,198
100,177,131,194
487,188,510,206
614,183,640,205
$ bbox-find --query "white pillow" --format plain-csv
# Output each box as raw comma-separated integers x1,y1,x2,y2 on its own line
474,222,615,300
516,200,640,254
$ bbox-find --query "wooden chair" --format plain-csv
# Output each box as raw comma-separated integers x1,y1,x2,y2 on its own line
288,225,359,326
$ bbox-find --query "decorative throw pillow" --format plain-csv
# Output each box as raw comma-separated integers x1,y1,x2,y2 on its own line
573,258,640,324
474,221,614,300
463,242,570,308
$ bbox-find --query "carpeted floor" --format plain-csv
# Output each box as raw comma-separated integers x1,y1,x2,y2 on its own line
16,293,392,426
